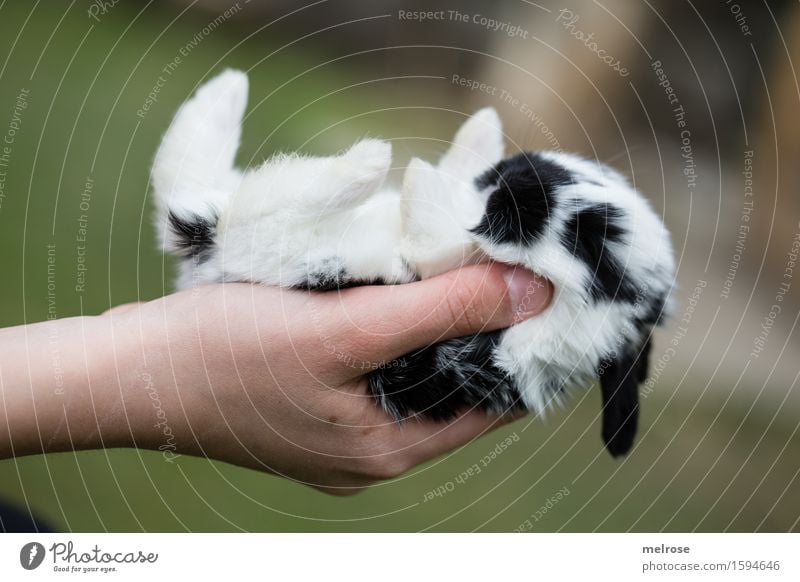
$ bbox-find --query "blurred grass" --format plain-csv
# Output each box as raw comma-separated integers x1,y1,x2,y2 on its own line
3,390,799,532
0,1,798,532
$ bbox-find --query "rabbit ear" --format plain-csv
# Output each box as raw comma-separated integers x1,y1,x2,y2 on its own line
438,108,504,179
599,335,652,457
152,69,248,252
400,157,483,278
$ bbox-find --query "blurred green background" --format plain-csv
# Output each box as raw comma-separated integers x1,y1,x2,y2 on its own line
1,0,799,532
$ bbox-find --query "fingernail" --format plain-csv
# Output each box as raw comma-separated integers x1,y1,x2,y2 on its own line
502,266,551,322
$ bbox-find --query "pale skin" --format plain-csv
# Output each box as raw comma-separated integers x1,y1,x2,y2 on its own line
0,263,550,495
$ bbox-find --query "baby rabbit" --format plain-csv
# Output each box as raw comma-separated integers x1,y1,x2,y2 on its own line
152,70,674,457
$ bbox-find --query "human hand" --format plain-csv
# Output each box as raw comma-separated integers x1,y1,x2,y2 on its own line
0,263,551,495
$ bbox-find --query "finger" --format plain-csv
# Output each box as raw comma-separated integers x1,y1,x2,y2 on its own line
314,262,551,366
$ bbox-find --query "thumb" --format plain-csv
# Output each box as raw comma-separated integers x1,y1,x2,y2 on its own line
322,262,551,365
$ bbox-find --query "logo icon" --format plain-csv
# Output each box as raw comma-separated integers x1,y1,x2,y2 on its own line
19,542,46,570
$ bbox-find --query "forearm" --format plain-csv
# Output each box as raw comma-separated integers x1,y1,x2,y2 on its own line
0,314,156,459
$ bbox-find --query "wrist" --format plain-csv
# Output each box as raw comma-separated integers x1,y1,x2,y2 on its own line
60,314,143,452
0,314,140,458
108,303,192,459
55,310,178,456
123,296,213,461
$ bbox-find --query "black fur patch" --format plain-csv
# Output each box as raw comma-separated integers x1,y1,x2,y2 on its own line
368,331,523,420
637,334,653,383
295,256,392,291
299,268,352,291
562,203,638,303
472,152,572,245
639,290,668,326
297,256,418,291
299,277,387,291
598,338,648,457
167,210,217,263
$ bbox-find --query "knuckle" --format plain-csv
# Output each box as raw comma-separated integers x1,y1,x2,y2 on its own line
333,332,372,362
356,453,410,481
445,277,485,336
322,297,393,364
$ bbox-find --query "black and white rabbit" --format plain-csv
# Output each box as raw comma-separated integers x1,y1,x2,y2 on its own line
152,70,675,457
